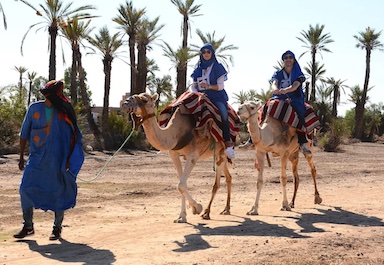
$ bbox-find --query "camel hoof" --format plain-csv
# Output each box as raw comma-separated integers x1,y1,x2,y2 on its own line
280,206,291,211
192,203,203,215
220,209,231,215
315,196,322,204
174,217,187,223
289,202,295,208
246,210,259,215
201,210,210,220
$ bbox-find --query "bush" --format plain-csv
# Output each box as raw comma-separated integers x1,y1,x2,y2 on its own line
318,118,348,152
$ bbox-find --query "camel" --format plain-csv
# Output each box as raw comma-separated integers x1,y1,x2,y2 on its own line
237,100,322,215
123,92,234,223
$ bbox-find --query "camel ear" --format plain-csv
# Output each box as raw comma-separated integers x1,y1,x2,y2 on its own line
152,93,159,101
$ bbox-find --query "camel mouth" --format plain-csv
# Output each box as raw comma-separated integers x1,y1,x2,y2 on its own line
123,97,138,113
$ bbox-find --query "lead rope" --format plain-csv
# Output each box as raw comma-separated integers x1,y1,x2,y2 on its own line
76,116,136,182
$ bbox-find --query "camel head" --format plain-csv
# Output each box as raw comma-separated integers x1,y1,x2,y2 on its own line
237,100,263,120
123,92,158,117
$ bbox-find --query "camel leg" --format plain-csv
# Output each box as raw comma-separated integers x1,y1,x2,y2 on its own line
280,153,291,211
202,161,224,220
289,151,300,208
169,151,188,223
170,151,203,222
220,163,232,215
247,150,265,215
304,152,322,204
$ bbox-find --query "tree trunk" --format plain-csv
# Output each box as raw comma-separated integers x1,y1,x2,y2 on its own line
310,50,316,103
70,48,78,104
354,49,371,139
176,63,187,98
76,50,103,149
48,25,57,81
102,56,112,149
129,34,137,95
137,43,147,94
332,88,338,117
27,81,32,106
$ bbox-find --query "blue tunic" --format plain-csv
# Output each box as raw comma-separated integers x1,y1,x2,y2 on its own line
19,101,84,211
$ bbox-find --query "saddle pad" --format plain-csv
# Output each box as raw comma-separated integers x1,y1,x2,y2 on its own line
263,99,320,133
158,91,241,143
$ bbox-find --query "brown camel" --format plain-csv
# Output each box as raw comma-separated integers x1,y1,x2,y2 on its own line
123,92,234,223
237,100,322,215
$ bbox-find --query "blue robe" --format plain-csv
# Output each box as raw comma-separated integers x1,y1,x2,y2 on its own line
19,101,84,211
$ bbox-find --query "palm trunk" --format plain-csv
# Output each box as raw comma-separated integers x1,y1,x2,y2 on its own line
137,43,147,94
129,34,137,95
310,50,316,103
102,56,112,149
176,63,187,98
48,26,57,80
76,50,103,149
354,49,371,139
70,48,78,104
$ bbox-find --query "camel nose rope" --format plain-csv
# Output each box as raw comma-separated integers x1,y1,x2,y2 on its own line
75,114,137,182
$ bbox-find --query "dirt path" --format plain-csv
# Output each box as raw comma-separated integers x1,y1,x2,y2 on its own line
1,142,384,264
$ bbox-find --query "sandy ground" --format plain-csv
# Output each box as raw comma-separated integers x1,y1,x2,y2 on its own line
0,142,384,265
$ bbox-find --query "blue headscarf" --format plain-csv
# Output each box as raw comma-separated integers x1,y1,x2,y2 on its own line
191,43,227,85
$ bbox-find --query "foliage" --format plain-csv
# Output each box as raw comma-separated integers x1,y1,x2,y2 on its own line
105,111,150,150
0,90,27,154
318,117,348,152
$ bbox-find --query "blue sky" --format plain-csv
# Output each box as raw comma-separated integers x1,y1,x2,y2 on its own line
1,0,383,116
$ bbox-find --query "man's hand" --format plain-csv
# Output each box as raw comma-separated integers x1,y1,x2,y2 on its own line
18,157,25,171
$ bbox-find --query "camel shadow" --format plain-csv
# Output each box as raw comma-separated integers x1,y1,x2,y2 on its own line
173,216,308,252
16,238,116,265
290,206,384,233
173,206,384,253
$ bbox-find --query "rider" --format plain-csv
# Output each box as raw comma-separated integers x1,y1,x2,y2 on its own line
190,43,235,159
270,50,311,155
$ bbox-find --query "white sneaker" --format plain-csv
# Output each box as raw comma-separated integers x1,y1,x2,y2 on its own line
225,146,235,159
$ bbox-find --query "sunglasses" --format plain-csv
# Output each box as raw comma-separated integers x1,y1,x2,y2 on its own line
201,49,212,55
283,55,293,60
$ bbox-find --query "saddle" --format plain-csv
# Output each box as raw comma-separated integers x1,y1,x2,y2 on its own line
261,99,320,133
158,91,241,143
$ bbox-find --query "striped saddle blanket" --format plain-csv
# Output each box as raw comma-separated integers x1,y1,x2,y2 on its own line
158,91,241,143
262,99,320,133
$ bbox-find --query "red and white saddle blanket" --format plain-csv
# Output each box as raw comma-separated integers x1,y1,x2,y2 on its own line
262,99,320,133
158,91,241,143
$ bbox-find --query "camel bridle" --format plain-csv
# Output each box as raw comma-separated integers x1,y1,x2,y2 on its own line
125,95,156,130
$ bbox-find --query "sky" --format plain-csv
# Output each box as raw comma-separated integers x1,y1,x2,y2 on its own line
1,0,384,116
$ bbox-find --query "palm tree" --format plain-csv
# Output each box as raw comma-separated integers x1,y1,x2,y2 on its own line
297,24,334,103
162,42,195,98
191,29,239,69
323,77,347,117
303,61,326,102
26,71,37,106
315,82,332,130
136,17,164,94
147,75,173,108
62,16,94,104
353,27,383,139
14,66,28,106
0,2,7,29
113,1,146,95
19,0,96,80
170,0,202,95
87,26,124,149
